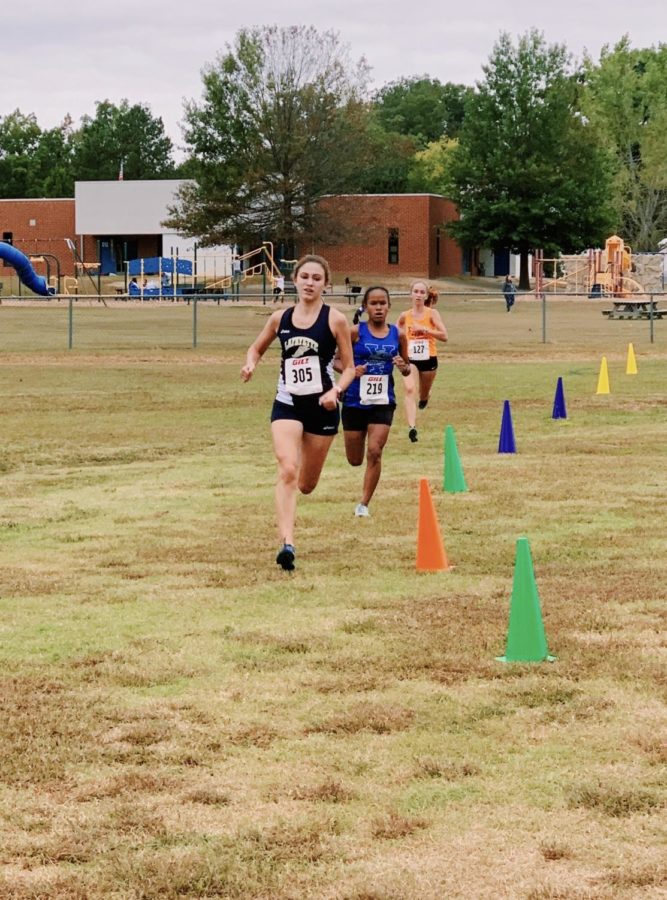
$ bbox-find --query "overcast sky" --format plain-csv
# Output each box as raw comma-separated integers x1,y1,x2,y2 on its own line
3,0,664,154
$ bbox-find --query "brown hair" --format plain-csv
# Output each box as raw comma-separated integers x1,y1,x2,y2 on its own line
293,254,331,284
425,287,438,307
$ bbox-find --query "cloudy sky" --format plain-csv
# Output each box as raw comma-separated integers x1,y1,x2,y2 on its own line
2,0,663,153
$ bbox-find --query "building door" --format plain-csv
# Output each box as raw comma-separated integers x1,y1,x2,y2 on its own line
494,249,510,277
99,238,116,275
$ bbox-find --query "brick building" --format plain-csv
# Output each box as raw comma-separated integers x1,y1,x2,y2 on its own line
0,198,87,279
0,181,211,286
312,194,462,280
1,186,465,290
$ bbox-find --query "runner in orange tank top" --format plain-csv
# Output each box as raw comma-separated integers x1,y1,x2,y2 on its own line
396,280,448,443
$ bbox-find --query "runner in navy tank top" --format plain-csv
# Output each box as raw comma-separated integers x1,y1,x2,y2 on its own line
274,304,338,415
336,286,410,518
241,255,355,571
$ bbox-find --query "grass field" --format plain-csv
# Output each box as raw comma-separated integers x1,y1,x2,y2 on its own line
0,298,665,899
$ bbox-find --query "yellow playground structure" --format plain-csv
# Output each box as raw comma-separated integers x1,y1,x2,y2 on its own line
534,235,649,298
198,241,284,294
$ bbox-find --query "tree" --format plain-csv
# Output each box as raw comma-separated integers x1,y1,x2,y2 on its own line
446,31,615,288
373,77,472,146
72,99,175,181
0,110,77,198
407,136,458,194
581,38,667,250
29,117,76,197
0,110,42,198
357,120,417,193
166,26,373,255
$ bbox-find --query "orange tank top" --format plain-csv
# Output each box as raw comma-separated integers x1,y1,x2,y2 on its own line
405,309,437,359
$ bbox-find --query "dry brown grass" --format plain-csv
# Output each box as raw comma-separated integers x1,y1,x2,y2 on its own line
0,303,665,897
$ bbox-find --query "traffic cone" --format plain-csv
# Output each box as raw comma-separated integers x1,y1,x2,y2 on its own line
416,478,450,572
626,342,637,375
551,376,567,419
496,537,556,663
498,400,516,453
443,425,468,493
596,356,610,394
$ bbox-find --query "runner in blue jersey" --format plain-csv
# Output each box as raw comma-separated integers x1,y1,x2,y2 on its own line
337,286,410,517
241,255,355,571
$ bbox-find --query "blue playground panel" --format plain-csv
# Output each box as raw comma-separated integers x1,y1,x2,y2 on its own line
128,257,193,276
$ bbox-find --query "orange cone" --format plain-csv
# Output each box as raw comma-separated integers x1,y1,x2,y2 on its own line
416,478,451,572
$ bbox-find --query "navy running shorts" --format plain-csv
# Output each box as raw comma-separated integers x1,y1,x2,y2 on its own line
341,404,395,431
270,399,340,436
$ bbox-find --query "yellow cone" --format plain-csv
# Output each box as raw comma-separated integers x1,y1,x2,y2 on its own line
596,356,610,394
626,342,637,375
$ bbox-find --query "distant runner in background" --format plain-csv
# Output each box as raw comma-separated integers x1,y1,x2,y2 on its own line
396,280,448,443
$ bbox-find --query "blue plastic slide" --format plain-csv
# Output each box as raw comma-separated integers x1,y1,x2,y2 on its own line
0,241,54,296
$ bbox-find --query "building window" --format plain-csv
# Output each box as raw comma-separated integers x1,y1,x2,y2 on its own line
435,228,441,265
2,232,12,266
388,228,399,265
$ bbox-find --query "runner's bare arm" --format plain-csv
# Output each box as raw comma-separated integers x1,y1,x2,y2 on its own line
333,324,359,374
425,309,448,342
320,310,355,409
240,311,282,381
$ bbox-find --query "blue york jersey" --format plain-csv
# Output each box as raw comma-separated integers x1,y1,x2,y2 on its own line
344,322,400,408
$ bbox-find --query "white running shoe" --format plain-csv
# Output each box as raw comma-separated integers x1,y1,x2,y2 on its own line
354,503,370,517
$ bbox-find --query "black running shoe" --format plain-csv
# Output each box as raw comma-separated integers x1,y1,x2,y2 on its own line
276,543,296,571
408,427,418,443
418,399,429,410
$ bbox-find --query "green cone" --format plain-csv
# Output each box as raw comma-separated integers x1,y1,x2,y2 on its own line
443,425,468,493
496,537,556,663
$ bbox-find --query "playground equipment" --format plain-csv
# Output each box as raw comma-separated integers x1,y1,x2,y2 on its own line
125,241,284,299
64,238,103,297
127,256,193,297
202,241,283,295
0,242,54,296
534,235,653,298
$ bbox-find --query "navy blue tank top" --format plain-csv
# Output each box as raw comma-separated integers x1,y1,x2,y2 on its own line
275,304,337,407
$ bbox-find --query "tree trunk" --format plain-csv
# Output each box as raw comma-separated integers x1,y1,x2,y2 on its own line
519,250,531,292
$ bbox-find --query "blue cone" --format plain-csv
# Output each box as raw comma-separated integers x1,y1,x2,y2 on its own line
552,377,567,420
498,400,516,453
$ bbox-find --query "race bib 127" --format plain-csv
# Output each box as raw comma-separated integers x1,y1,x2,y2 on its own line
408,338,428,360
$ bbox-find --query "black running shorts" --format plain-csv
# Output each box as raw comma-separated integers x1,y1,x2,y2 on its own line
411,356,438,373
270,399,340,436
341,404,395,431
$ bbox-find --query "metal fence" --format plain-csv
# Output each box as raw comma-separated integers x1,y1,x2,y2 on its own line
0,291,664,353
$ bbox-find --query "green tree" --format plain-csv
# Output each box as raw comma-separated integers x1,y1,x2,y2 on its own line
407,136,458,194
166,26,373,254
29,117,76,197
581,38,667,250
446,31,615,288
0,110,42,198
373,77,472,146
72,99,175,181
358,120,417,193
